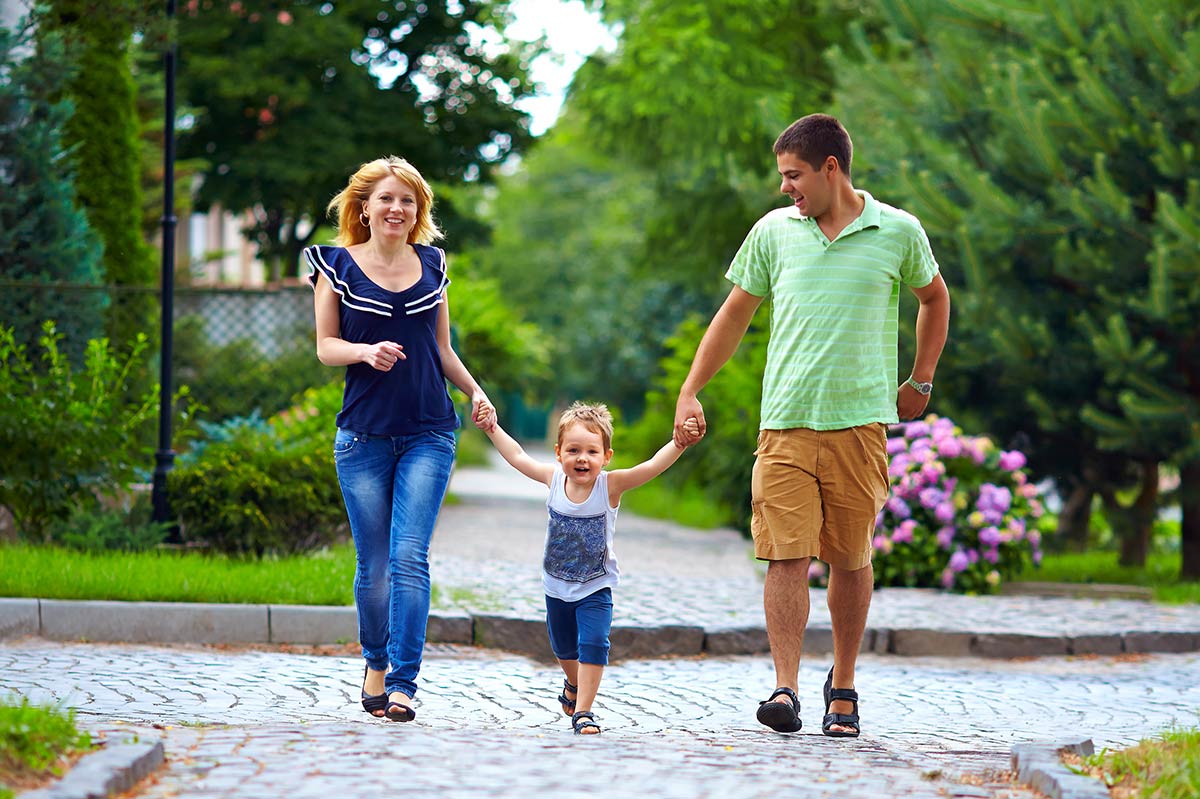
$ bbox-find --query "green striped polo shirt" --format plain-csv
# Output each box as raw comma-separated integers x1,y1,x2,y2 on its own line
726,190,939,431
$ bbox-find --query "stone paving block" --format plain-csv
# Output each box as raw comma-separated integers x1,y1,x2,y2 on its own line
472,614,551,659
1067,635,1124,656
703,626,769,655
428,612,472,644
971,633,1069,658
890,628,973,656
1123,631,1200,654
269,605,357,645
610,624,704,659
0,597,39,640
40,600,268,644
872,628,892,654
22,740,164,799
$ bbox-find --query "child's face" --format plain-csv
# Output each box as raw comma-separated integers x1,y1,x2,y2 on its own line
555,422,613,488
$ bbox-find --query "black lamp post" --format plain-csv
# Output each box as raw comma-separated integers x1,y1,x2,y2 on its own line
151,0,177,524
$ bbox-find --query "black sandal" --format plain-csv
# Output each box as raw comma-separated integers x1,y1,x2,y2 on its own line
385,693,416,723
756,686,802,732
558,679,578,716
361,665,387,717
572,710,601,735
822,667,860,738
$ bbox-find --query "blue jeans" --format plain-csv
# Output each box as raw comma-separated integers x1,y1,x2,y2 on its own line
545,588,613,666
334,427,456,698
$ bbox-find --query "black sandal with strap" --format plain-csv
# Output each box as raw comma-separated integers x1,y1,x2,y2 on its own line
571,710,601,735
361,665,387,717
822,667,860,738
385,693,416,723
558,679,578,716
756,686,802,732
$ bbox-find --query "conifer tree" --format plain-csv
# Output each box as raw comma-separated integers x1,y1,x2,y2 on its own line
39,0,156,345
831,0,1200,574
0,17,103,351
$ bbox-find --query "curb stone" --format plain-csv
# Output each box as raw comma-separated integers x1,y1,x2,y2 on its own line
21,737,164,799
1010,739,1108,799
2,598,1199,658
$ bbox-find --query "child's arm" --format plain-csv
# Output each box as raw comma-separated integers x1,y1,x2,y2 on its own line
484,422,555,486
606,438,690,505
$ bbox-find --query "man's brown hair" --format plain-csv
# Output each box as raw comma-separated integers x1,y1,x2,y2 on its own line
773,114,853,179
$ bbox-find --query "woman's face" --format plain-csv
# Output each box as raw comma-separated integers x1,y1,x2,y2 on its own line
363,175,419,242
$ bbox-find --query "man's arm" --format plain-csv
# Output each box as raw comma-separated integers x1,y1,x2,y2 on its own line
673,286,764,445
898,272,951,421
483,423,555,486
607,439,689,504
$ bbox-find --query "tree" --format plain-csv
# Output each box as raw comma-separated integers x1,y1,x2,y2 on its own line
0,16,103,352
829,0,1200,574
39,0,157,344
176,0,539,281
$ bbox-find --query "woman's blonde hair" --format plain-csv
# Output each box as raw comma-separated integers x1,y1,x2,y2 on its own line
326,156,442,247
557,402,615,451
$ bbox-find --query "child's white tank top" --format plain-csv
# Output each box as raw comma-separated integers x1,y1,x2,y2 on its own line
542,464,620,602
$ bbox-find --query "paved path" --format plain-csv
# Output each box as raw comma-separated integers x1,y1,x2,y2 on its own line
5,639,1199,799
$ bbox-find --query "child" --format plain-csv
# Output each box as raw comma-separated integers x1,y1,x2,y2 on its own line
482,402,700,734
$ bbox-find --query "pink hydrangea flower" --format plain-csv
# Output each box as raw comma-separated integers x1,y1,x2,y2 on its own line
998,450,1027,471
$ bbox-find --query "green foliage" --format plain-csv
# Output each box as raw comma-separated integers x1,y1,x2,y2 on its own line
168,413,345,556
0,323,159,541
175,0,540,279
39,0,156,343
0,697,91,792
44,502,171,553
0,543,357,605
173,315,337,423
0,17,104,351
1084,725,1200,798
828,0,1200,560
465,120,664,413
619,316,769,532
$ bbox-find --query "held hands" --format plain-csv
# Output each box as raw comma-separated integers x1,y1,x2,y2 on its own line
674,394,707,448
471,391,497,432
362,341,405,371
896,382,931,421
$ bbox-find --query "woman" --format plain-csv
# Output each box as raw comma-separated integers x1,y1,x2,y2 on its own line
306,156,494,722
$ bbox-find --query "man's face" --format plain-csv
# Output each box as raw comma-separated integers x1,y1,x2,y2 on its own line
777,152,834,219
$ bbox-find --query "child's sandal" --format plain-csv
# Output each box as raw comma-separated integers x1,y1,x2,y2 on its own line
558,678,578,715
821,666,860,738
572,710,601,735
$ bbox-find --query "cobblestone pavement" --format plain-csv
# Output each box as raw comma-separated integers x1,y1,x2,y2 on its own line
4,640,1199,799
438,455,1200,636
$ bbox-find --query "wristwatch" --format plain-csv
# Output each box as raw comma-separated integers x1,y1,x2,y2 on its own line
905,376,933,395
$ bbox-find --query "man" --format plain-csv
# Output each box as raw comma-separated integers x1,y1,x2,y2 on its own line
673,114,950,737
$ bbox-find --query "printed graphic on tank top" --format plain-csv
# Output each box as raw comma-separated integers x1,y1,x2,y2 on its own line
544,508,608,583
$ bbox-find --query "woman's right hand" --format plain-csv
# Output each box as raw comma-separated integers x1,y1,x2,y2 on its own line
361,341,405,371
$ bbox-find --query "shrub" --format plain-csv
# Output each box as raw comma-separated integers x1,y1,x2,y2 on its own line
0,322,160,541
810,414,1046,593
43,499,170,553
168,418,346,555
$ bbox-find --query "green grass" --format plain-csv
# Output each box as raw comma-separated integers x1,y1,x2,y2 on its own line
1015,550,1200,604
0,697,92,797
1080,724,1200,798
0,543,357,605
619,478,733,530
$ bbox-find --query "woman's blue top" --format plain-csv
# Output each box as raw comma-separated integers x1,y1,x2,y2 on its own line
304,243,458,436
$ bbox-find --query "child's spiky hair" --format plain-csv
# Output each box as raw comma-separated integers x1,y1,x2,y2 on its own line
557,401,614,451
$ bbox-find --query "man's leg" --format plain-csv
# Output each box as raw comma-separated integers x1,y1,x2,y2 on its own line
826,561,872,733
764,557,811,698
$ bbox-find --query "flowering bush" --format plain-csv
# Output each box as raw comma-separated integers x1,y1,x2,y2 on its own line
809,415,1046,593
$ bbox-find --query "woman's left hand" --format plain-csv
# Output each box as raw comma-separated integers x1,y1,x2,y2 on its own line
471,392,496,432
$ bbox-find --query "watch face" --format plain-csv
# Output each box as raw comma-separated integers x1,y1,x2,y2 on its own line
908,378,932,395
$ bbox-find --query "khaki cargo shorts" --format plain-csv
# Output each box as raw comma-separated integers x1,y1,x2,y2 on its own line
750,424,890,570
